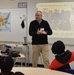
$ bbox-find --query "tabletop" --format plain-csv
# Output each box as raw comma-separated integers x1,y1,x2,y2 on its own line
12,67,72,75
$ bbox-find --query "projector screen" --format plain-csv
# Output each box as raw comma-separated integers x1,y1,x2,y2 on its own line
36,2,74,38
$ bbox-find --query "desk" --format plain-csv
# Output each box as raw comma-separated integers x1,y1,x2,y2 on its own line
12,67,72,75
13,53,26,66
5,44,29,66
0,52,26,66
0,43,29,66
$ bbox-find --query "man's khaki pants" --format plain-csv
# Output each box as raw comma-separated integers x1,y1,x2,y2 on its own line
32,44,50,68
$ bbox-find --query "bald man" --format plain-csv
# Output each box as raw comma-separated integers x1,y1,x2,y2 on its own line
29,11,52,68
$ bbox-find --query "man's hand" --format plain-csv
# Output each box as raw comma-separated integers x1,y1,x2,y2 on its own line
37,29,43,34
41,31,47,34
37,29,47,35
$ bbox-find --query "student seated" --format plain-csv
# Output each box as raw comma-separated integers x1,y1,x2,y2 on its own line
0,56,14,75
0,56,24,75
49,40,74,74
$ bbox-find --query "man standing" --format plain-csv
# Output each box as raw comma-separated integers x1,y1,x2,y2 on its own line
29,11,52,68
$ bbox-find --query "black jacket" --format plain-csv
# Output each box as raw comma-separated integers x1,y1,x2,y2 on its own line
55,50,71,71
29,20,52,45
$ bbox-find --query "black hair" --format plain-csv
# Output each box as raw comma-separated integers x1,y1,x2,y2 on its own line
15,72,24,75
0,56,14,71
51,40,65,54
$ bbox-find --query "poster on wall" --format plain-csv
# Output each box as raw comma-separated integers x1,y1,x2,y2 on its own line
0,12,11,31
36,2,74,38
0,8,27,42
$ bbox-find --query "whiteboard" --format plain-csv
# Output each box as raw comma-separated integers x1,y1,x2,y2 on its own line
0,8,27,42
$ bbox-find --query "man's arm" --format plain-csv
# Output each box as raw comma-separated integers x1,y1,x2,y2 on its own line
46,21,52,35
29,22,37,36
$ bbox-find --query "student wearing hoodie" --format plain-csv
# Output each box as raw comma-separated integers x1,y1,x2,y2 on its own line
49,40,74,74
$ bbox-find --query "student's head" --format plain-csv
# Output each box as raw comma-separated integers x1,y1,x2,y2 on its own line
51,40,65,55
0,56,14,72
15,72,24,75
35,11,42,21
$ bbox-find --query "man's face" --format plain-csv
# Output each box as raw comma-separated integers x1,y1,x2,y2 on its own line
35,12,42,21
